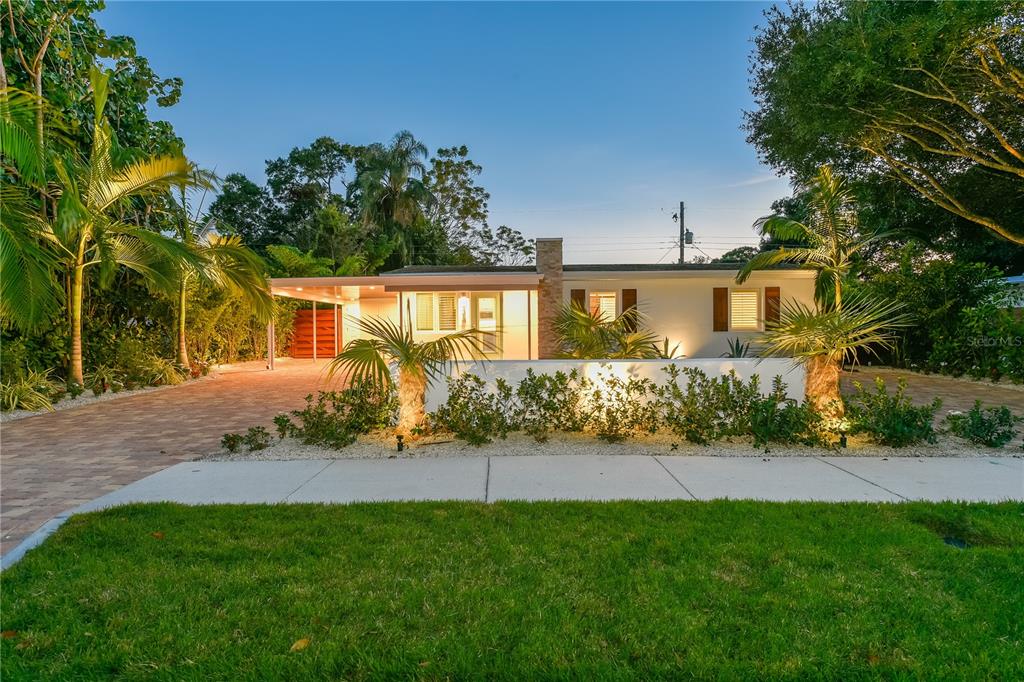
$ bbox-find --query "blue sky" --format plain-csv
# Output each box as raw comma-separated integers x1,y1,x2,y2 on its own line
100,1,792,264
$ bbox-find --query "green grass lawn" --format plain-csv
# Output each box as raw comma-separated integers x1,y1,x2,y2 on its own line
2,501,1022,680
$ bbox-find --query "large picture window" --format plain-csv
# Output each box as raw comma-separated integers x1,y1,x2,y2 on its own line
416,292,463,332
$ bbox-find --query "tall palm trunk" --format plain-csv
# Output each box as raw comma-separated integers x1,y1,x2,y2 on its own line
69,263,85,385
396,367,427,438
805,354,843,420
176,277,189,367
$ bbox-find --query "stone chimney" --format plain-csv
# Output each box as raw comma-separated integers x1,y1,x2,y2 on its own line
535,238,563,359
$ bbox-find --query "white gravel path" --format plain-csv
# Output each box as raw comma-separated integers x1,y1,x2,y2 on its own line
206,430,1015,461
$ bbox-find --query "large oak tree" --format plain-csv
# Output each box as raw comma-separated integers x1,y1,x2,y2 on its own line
746,1,1024,244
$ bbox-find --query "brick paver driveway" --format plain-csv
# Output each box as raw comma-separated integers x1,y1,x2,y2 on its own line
841,366,1024,414
1,359,332,555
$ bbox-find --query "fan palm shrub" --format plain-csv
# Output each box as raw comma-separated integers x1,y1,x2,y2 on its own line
326,316,490,437
757,293,910,419
737,165,884,310
553,304,662,359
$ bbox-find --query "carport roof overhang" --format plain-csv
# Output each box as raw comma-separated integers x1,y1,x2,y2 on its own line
269,274,543,304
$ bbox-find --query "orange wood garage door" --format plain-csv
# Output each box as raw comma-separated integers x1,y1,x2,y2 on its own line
290,308,341,359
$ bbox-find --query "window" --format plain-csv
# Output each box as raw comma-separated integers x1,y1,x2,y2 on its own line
437,293,456,331
416,293,434,331
729,289,759,331
589,291,616,320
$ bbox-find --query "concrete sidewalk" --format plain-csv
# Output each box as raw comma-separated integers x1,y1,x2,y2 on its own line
4,455,1021,569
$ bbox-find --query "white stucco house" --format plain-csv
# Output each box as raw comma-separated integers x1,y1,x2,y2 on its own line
267,237,817,362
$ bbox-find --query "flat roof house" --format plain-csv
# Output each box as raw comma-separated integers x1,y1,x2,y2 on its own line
268,238,817,362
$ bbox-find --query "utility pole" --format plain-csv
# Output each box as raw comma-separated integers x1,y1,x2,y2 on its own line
678,201,685,264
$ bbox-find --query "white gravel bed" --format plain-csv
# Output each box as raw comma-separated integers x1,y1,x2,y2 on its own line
0,371,219,423
205,430,1014,461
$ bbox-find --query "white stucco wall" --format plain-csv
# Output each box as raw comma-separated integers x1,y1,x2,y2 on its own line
562,270,817,359
425,358,806,411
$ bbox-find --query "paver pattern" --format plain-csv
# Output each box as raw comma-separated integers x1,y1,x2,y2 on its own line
2,363,1022,557
842,367,1024,415
1,360,333,555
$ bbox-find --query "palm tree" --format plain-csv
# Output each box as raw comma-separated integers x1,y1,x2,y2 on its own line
169,176,273,366
353,131,435,265
553,304,662,359
0,87,65,330
757,293,910,419
47,67,197,384
327,316,489,437
737,165,883,310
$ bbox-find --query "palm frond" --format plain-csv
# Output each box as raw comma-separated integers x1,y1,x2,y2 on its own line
90,155,191,211
0,188,62,330
735,247,819,284
757,292,910,365
753,216,811,243
326,315,489,388
202,234,273,321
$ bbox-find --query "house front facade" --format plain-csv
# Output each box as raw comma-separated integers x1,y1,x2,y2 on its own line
268,238,816,362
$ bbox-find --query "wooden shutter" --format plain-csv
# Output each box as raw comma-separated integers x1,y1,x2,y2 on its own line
712,287,728,332
570,289,586,310
765,286,781,325
621,288,637,332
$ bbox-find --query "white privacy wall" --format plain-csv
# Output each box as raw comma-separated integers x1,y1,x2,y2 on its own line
425,358,806,412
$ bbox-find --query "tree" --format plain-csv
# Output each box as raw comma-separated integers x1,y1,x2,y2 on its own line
327,316,489,437
746,1,1024,244
265,136,357,246
353,130,435,268
3,0,183,156
737,166,883,310
713,246,759,263
48,67,196,384
169,175,273,366
425,145,489,249
207,173,280,252
424,145,534,266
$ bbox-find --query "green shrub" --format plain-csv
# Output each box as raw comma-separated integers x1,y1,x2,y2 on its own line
66,381,85,399
86,365,125,395
845,377,941,447
515,369,589,441
430,374,518,446
583,371,658,443
278,385,396,448
652,367,760,444
0,369,61,412
243,426,272,451
749,377,825,447
944,401,1020,448
221,433,244,453
273,413,293,439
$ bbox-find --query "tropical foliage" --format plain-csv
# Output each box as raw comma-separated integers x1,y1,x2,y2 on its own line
552,304,664,359
757,294,910,418
747,0,1024,245
738,165,883,310
326,316,491,436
